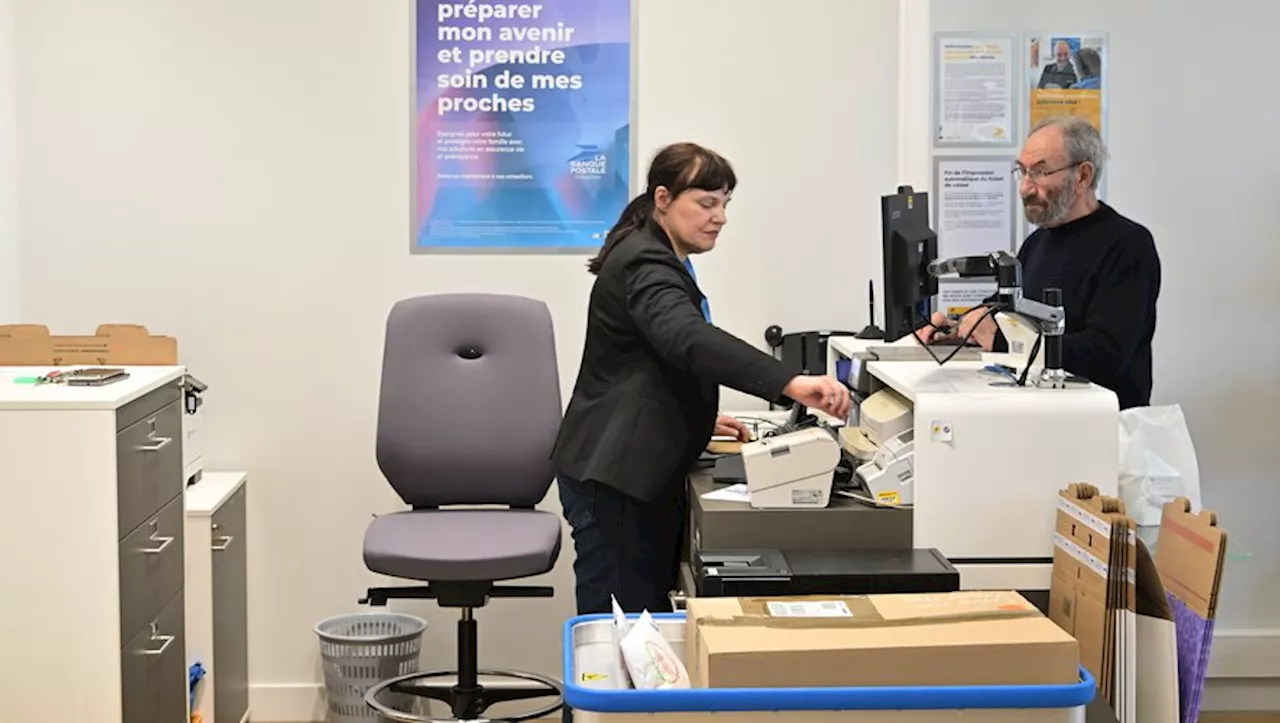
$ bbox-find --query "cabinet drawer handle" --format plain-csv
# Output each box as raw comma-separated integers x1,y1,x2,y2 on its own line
142,530,174,554
212,535,234,551
136,435,172,452
142,623,175,656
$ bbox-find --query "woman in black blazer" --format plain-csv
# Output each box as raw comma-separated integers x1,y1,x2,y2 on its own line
552,142,851,615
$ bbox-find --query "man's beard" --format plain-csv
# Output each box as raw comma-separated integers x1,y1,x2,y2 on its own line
1023,182,1076,227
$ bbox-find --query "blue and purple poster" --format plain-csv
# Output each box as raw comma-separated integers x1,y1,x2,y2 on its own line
414,0,632,252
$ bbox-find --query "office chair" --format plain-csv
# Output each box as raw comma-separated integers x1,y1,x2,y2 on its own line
359,293,564,722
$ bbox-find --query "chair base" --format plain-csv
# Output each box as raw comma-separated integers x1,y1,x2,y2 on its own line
360,581,554,608
358,584,563,721
365,668,563,723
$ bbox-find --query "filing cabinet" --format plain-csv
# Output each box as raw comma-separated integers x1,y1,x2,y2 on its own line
116,381,188,723
0,366,191,723
186,471,251,723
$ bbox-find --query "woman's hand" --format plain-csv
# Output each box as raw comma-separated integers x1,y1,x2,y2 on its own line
713,414,754,442
782,376,852,421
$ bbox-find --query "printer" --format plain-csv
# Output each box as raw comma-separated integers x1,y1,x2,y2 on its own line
855,428,915,506
741,426,841,509
835,387,916,507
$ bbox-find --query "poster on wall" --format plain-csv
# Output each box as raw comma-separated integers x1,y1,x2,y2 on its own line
1025,33,1107,136
938,280,996,316
413,0,632,253
933,34,1016,147
934,156,1017,259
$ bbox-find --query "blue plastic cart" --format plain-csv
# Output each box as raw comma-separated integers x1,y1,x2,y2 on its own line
563,613,1095,723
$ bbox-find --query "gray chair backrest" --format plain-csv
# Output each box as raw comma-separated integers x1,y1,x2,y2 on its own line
376,293,562,508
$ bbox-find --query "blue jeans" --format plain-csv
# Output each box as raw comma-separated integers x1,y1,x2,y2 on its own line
557,473,687,615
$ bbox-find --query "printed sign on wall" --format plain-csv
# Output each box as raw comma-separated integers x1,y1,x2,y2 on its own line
414,0,632,253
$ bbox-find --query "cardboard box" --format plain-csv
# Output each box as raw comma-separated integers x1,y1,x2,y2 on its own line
684,591,1079,689
0,324,178,365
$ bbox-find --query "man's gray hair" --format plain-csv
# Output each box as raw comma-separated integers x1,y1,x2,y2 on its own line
1031,116,1108,189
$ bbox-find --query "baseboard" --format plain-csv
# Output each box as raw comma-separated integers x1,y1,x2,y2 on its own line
250,683,328,723
252,629,1280,721
1208,629,1280,679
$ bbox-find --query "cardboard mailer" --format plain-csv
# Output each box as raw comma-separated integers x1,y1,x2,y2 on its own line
1135,536,1179,723
0,324,178,365
1155,498,1227,723
1049,483,1137,720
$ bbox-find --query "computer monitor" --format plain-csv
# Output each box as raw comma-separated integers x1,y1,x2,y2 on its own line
880,186,938,342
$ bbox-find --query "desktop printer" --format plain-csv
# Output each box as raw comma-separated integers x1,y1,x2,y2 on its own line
741,426,840,509
837,387,916,506
855,428,916,506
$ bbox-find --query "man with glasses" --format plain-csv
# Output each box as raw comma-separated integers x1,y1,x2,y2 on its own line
919,116,1161,410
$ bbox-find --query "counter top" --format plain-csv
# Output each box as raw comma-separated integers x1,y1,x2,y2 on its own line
867,359,1113,402
0,365,186,410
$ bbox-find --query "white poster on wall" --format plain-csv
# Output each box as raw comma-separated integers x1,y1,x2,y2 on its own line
938,280,996,316
935,34,1016,146
935,156,1017,259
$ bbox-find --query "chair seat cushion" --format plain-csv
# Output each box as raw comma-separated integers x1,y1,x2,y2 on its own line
363,509,561,582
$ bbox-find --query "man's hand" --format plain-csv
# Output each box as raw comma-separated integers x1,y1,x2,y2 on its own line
713,414,753,442
915,311,952,343
955,306,999,351
782,375,852,421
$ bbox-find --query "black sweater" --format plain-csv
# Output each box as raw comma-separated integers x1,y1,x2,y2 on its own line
998,202,1161,409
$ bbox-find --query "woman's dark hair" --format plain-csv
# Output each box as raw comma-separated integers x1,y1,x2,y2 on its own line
587,142,737,274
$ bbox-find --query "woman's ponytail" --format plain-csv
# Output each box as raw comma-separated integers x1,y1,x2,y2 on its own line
587,191,653,275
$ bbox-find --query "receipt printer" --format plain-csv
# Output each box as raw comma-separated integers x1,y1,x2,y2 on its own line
855,428,915,506
742,427,840,509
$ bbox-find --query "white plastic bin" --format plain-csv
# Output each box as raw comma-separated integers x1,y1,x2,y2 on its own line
564,613,1095,723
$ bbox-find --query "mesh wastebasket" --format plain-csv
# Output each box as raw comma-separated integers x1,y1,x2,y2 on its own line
315,611,428,723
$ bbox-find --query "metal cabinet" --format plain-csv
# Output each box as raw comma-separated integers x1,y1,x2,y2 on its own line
212,484,249,723
186,471,251,723
116,383,188,723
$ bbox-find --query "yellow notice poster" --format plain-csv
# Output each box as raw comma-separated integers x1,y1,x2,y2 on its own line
1026,34,1106,133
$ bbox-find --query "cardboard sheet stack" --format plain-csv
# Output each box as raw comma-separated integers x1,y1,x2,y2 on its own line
1050,486,1228,723
1049,484,1139,721
1154,497,1228,723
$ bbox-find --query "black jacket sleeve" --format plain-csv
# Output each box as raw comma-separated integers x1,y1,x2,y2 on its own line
1061,232,1160,381
623,252,795,403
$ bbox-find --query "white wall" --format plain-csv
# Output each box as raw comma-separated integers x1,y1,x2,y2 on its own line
12,1,900,718
638,3,900,403
931,0,1280,706
0,0,17,324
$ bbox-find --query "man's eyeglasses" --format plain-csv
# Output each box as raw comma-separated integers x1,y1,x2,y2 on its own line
1013,161,1080,183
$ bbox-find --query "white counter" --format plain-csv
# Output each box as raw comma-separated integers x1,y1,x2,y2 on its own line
0,365,186,410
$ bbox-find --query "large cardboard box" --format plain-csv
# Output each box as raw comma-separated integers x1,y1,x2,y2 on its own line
684,591,1079,689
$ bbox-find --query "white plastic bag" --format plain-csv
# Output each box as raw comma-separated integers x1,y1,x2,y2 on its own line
618,610,691,690
1117,405,1201,526
609,596,634,689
